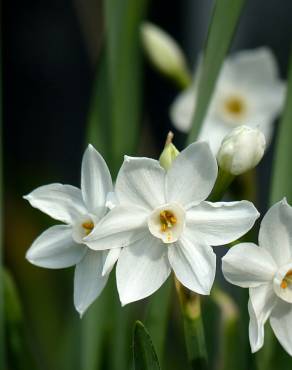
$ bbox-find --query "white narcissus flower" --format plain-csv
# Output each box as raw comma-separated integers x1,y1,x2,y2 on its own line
217,125,266,175
85,142,259,306
170,48,285,154
222,199,292,356
24,144,120,316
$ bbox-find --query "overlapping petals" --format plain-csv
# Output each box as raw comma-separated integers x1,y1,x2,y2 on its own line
222,199,292,356
86,141,259,304
25,144,117,314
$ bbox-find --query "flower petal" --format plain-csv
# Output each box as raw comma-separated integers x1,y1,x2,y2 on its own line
81,144,113,215
74,249,109,316
116,235,171,305
24,183,87,224
270,299,292,356
170,87,197,133
85,205,148,250
115,156,165,210
26,225,86,268
102,248,121,276
186,201,259,246
259,199,292,266
198,118,230,155
221,48,280,89
166,141,217,207
222,243,277,288
168,235,216,295
248,284,277,353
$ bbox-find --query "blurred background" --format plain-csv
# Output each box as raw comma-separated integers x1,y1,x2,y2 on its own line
3,0,292,369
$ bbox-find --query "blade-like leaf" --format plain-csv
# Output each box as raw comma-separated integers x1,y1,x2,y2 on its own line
144,278,172,364
104,0,148,174
187,0,246,144
133,321,161,370
0,59,3,369
270,49,292,204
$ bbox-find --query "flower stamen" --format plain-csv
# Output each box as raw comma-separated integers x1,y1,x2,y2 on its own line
160,210,177,232
280,269,292,289
82,221,94,235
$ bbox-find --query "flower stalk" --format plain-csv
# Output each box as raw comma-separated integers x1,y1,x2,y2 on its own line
175,278,208,370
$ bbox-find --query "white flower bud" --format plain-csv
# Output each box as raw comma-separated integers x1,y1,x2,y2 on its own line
217,125,266,175
141,22,191,88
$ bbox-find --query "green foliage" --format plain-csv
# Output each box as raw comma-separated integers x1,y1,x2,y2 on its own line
187,0,246,144
133,321,161,370
270,49,292,204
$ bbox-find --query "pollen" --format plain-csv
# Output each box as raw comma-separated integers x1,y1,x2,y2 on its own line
160,210,177,232
82,221,94,235
280,269,292,289
224,96,245,116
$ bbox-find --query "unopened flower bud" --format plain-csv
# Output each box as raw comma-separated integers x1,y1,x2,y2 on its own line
217,126,266,175
141,22,191,88
159,132,179,170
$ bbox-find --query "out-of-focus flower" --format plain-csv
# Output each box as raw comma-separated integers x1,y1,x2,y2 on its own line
86,142,259,306
217,125,266,175
141,22,191,88
222,199,292,356
24,145,120,316
170,48,285,154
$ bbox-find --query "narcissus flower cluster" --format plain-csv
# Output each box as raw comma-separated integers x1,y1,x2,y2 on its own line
25,139,292,357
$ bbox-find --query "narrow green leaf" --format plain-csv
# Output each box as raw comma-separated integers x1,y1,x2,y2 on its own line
133,321,161,370
0,58,4,370
86,50,112,164
270,49,292,204
144,278,172,364
104,0,148,174
187,0,246,144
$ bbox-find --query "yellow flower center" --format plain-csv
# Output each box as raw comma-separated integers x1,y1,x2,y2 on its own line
224,96,246,117
159,210,177,232
281,269,292,289
82,221,94,235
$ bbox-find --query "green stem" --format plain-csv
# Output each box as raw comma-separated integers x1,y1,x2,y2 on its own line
175,279,208,370
208,167,234,202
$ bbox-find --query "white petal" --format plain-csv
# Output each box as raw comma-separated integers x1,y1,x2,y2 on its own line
116,235,171,305
259,199,292,266
270,299,292,356
81,144,113,215
248,284,277,353
166,141,217,207
170,87,196,133
222,243,277,288
115,156,165,210
221,48,280,89
186,201,259,246
26,225,86,268
102,248,121,276
24,183,87,224
168,235,216,295
198,118,230,155
85,205,148,250
74,249,109,316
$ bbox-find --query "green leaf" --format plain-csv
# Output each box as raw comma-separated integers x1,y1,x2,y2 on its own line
270,49,292,204
144,278,172,365
104,0,148,175
133,321,161,370
0,61,4,370
187,0,246,144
